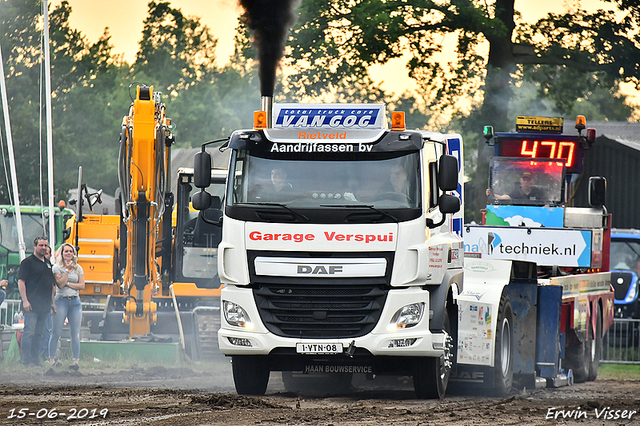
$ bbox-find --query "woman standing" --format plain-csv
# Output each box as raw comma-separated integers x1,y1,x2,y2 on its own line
49,243,84,370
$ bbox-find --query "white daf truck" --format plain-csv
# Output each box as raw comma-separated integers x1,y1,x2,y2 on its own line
193,100,464,398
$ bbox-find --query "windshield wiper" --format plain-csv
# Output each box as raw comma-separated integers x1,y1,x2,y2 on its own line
320,204,398,222
244,202,310,221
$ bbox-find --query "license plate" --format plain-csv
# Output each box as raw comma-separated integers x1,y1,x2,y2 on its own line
296,343,343,354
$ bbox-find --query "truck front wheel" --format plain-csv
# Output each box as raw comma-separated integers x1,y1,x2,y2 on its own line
232,356,270,395
493,294,513,396
413,312,453,399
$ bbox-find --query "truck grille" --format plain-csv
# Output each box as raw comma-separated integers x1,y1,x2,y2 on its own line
253,284,388,338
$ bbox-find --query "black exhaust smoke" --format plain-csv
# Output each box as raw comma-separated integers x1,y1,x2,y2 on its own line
239,0,299,97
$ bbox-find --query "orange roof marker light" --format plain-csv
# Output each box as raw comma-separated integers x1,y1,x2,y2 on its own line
391,111,406,131
254,110,267,130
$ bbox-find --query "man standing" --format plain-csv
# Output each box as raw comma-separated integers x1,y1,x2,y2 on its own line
18,237,56,366
39,245,54,363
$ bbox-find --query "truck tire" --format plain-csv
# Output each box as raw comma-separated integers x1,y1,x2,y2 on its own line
566,315,592,383
232,356,270,395
413,311,453,399
587,304,602,381
493,294,513,396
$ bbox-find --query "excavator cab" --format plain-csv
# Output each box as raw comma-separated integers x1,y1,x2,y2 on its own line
173,168,226,288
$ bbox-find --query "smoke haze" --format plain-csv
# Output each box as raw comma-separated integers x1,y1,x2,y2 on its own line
239,0,299,97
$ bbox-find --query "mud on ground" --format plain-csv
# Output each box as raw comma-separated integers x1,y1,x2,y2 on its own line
0,360,638,425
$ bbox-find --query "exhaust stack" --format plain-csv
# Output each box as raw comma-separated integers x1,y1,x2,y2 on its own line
261,96,273,128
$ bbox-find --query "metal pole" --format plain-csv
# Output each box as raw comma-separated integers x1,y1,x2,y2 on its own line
0,41,27,261
43,0,56,250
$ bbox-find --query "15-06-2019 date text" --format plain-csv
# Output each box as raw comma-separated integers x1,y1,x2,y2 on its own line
7,407,109,420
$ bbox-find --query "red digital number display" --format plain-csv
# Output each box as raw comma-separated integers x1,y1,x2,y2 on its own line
498,137,582,173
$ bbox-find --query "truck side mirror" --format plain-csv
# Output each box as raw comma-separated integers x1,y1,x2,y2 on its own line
438,155,459,191
589,176,606,208
194,151,212,189
192,189,211,211
439,193,460,214
427,194,460,229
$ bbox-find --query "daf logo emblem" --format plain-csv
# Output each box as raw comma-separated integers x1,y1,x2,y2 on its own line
297,265,343,275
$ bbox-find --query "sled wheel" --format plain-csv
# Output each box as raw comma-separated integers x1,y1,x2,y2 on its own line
232,356,270,395
587,304,602,381
413,311,453,399
493,294,513,396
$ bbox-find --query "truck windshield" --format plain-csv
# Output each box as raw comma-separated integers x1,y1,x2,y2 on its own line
0,213,46,253
488,158,564,206
229,151,421,210
610,239,640,272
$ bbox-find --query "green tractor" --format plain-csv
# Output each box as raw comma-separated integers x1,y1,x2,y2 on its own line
0,204,74,300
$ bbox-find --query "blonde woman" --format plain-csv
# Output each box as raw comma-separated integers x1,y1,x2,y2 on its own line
49,243,84,370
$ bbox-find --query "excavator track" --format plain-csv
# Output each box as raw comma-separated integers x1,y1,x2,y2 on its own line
193,306,222,360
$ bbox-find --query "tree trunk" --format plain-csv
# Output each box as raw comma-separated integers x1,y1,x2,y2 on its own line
470,0,517,221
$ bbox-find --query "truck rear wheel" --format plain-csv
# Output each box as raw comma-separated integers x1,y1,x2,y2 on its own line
232,356,270,395
566,315,592,383
493,294,513,396
413,312,453,399
587,304,602,381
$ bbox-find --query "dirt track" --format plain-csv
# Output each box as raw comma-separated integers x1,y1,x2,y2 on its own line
0,361,638,425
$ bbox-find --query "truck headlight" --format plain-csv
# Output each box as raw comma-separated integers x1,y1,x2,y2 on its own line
387,302,425,331
223,300,254,330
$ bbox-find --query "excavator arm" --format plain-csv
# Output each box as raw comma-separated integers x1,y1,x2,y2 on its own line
119,85,173,337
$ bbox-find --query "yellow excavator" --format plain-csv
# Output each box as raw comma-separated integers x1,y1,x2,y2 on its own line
67,85,227,359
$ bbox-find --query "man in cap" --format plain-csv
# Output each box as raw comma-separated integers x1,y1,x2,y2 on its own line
508,171,545,201
490,171,546,203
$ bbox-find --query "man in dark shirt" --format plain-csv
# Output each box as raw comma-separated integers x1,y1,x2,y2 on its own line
18,237,56,366
509,171,545,201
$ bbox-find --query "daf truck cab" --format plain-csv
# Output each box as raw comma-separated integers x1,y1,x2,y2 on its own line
193,102,464,398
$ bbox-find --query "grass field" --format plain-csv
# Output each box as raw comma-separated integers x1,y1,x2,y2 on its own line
597,363,640,380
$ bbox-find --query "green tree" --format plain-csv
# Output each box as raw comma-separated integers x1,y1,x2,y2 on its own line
132,1,262,147
0,0,49,204
134,0,218,95
0,0,131,205
286,0,640,220
166,43,260,146
48,3,130,200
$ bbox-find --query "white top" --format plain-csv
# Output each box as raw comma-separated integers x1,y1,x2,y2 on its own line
52,263,84,298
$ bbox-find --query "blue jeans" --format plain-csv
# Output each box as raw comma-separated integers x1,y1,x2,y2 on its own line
40,314,52,361
22,309,50,365
49,296,82,361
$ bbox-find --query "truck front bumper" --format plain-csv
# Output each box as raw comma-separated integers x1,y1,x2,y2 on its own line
218,285,446,358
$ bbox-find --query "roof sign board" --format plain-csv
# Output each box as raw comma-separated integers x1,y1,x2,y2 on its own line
516,116,563,133
273,103,386,130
